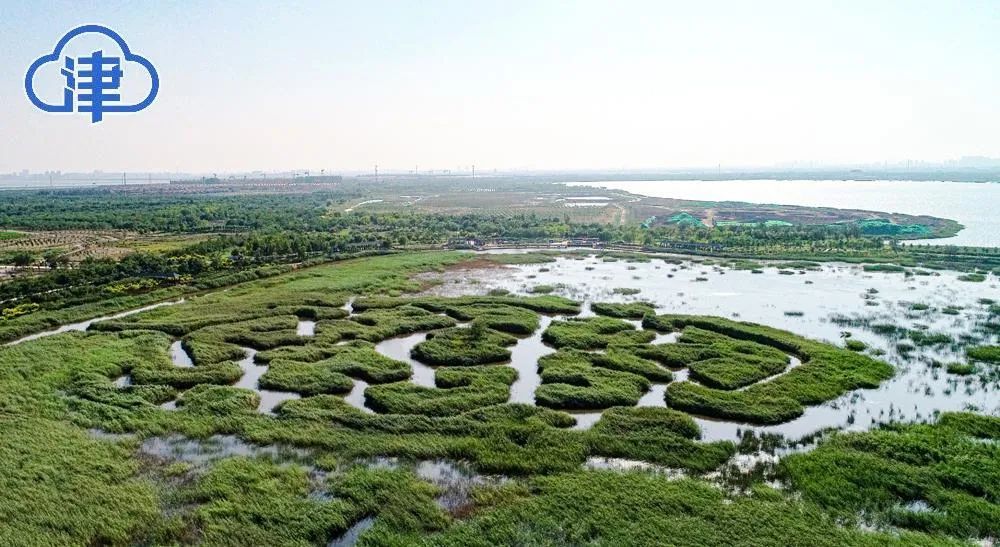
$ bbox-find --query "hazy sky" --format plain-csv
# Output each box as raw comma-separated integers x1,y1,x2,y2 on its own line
1,0,997,173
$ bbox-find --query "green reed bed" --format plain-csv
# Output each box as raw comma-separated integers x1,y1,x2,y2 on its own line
645,314,893,423
364,366,517,416
542,317,655,350
781,413,1000,539
590,301,656,319
411,324,518,367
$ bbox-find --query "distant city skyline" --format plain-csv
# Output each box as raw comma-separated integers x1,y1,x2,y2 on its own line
5,154,1000,185
2,1,998,172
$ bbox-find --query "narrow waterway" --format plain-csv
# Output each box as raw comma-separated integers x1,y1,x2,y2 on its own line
6,298,186,346
373,333,436,388
233,348,301,414
507,316,556,404
420,252,1000,441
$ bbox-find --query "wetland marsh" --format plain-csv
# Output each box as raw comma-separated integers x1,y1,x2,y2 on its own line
0,250,996,545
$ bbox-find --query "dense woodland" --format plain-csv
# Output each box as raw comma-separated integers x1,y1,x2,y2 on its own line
2,188,999,326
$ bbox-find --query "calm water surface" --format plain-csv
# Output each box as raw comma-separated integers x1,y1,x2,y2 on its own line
423,253,1000,441
573,179,1000,247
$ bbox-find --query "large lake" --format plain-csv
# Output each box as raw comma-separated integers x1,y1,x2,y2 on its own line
572,179,1000,247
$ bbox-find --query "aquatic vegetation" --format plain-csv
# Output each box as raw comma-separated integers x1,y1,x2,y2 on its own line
589,349,674,382
844,339,867,352
365,366,517,416
905,330,953,348
542,317,655,350
590,301,656,319
411,325,517,366
687,355,788,391
590,406,700,439
727,259,765,270
352,294,580,315
590,302,655,319
863,264,907,273
966,345,1000,363
773,261,823,271
182,456,354,545
258,360,354,395
611,287,641,295
620,342,715,368
261,341,414,396
350,306,458,340
957,273,987,282
535,350,652,409
655,326,792,390
946,362,976,375
782,413,1000,539
645,314,893,424
179,456,450,545
0,417,164,545
530,284,556,294
427,303,540,335
411,471,942,546
0,249,994,544
179,315,307,365
176,384,260,415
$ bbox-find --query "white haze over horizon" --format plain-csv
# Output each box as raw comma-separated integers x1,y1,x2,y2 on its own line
1,0,997,173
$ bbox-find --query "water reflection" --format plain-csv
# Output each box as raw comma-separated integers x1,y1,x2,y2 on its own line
507,316,556,404
234,348,301,414
636,384,667,407
373,333,435,388
344,379,374,414
169,340,194,367
328,517,374,547
6,298,186,346
296,320,316,336
139,433,311,465
422,253,1000,442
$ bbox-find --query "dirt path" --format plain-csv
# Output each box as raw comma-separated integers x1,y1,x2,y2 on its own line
702,208,717,227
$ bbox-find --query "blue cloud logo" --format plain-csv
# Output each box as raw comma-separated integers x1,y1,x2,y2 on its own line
25,25,159,123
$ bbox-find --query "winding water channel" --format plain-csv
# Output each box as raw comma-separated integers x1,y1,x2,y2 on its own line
419,252,1000,441
11,251,1000,444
